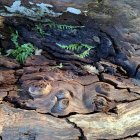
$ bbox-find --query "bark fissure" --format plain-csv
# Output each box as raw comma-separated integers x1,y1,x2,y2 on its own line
66,118,87,140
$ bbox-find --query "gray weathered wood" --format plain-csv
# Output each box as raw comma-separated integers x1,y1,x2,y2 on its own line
69,100,140,139
0,104,80,140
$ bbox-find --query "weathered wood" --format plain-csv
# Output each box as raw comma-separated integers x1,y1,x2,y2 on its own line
69,100,140,139
3,13,140,77
3,56,138,117
101,73,137,89
0,0,93,19
1,0,140,65
0,47,140,139
0,104,80,140
0,70,17,85
0,1,140,138
0,55,20,69
4,15,140,78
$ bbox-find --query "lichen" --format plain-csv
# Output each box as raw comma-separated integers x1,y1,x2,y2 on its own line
4,1,62,18
66,7,81,15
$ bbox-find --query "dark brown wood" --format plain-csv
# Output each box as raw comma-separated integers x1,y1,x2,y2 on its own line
0,55,139,139
0,55,20,69
0,70,17,85
4,55,139,117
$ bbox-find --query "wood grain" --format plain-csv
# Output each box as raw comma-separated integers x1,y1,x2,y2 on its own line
0,104,80,140
69,100,140,139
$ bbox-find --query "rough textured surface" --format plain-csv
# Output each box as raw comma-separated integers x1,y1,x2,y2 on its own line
0,70,17,85
1,0,140,76
0,0,92,17
0,0,140,139
0,56,20,69
0,55,139,139
0,104,80,140
0,54,139,139
69,100,140,139
6,56,138,117
87,0,140,76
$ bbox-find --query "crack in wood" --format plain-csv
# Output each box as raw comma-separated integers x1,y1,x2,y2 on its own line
0,12,140,139
66,118,87,140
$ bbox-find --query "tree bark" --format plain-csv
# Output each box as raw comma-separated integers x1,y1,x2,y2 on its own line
0,0,140,140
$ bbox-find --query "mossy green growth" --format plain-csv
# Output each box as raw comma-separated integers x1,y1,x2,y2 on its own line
10,31,35,64
34,23,48,37
57,43,95,58
47,21,84,30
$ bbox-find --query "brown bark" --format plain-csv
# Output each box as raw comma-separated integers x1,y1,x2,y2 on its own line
0,55,20,69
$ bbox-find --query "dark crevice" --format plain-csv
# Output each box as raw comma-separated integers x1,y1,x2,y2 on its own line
57,112,78,118
66,118,87,140
35,112,57,118
135,48,140,51
100,30,118,54
38,111,83,119
0,136,2,140
114,133,140,140
135,64,140,76
114,99,140,107
97,73,102,81
3,97,118,117
99,75,134,90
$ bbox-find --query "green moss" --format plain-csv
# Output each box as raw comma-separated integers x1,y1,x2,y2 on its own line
34,23,48,37
57,43,95,58
10,31,35,64
46,21,84,30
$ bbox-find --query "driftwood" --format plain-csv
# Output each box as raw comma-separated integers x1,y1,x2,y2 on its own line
0,104,81,140
1,55,137,116
0,2,140,138
0,54,139,139
69,100,140,139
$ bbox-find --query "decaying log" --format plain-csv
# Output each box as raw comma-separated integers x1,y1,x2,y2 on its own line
0,0,93,19
0,1,140,138
1,0,140,74
0,104,81,140
4,15,140,78
69,100,140,139
0,55,20,69
0,70,17,85
0,47,140,139
2,55,138,117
